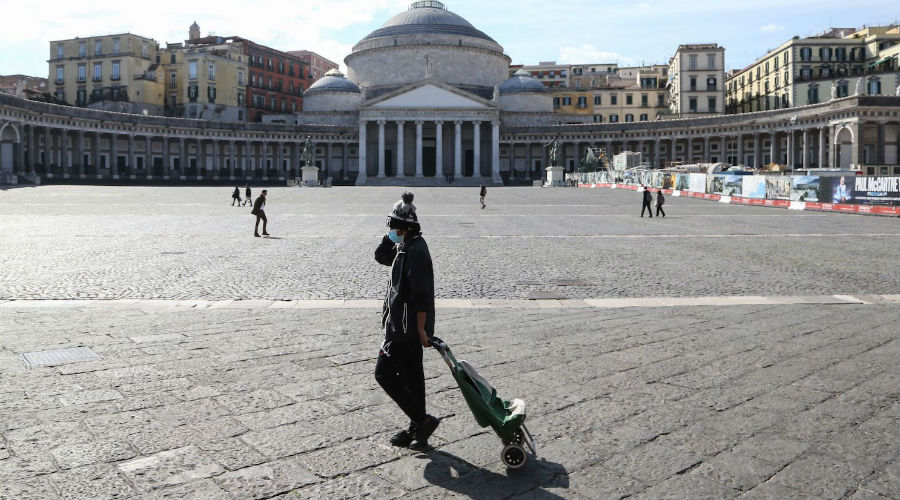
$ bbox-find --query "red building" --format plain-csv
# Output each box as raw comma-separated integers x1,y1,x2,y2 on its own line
288,50,339,82
239,39,309,122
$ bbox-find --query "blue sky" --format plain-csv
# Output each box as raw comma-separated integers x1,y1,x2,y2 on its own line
1,0,897,78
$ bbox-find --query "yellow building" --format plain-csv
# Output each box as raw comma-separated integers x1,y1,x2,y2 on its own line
48,33,164,114
163,36,248,121
726,25,899,114
552,65,669,123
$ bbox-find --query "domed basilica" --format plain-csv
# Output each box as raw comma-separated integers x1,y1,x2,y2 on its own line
300,0,551,184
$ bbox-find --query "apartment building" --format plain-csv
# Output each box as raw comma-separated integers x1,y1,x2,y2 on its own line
667,44,726,116
551,64,669,123
288,50,339,81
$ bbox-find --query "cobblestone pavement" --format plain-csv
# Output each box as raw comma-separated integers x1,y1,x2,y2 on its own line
1,186,898,499
0,186,898,300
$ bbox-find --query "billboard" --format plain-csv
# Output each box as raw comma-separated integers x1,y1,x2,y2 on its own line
721,175,743,196
853,176,900,206
742,176,767,199
766,177,791,200
688,173,707,193
790,175,820,202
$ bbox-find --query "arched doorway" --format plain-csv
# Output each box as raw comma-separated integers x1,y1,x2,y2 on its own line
0,123,21,183
834,126,854,170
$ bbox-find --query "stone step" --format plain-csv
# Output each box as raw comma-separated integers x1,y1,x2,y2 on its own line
359,176,498,187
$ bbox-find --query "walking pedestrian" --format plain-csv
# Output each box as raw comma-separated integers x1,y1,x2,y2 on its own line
251,189,269,237
231,186,241,206
479,184,487,209
656,190,666,218
641,186,653,218
373,191,440,448
243,185,252,206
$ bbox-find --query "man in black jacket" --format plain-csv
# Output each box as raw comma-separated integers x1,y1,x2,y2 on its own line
641,186,653,218
374,191,440,448
479,184,487,209
251,190,269,237
656,189,666,218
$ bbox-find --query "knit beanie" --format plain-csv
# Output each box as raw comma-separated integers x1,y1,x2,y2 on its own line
386,191,420,234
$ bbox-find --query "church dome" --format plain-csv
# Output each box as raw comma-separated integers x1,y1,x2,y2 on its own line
499,69,548,94
304,69,361,96
361,1,494,42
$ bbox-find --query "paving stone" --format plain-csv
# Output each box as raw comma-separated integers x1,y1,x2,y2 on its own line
738,482,825,500
47,464,134,500
147,398,231,427
631,474,741,500
372,451,474,491
565,464,647,500
240,421,336,459
291,471,407,500
58,389,123,406
691,452,782,491
214,389,294,414
0,476,60,500
213,454,320,499
117,445,223,492
126,479,234,500
859,460,900,499
196,437,268,471
730,434,810,466
50,439,137,469
769,453,871,499
297,438,400,478
603,442,703,484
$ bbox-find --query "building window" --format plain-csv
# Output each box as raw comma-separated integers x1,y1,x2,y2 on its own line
113,38,120,54
707,77,716,90
625,94,633,105
289,82,294,94
774,75,779,88
625,114,634,122
708,97,716,112
189,61,198,79
170,53,176,64
207,86,216,103
707,54,715,69
657,94,664,106
640,94,648,107
281,99,286,112
78,41,86,57
111,61,120,80
56,44,64,59
188,85,198,102
553,97,560,108
56,66,64,83
837,80,848,98
835,47,846,61
639,113,648,121
783,51,788,66
690,77,697,91
238,70,244,86
562,97,571,106
208,63,215,80
77,64,86,82
291,100,297,112
689,97,697,112
250,74,255,86
594,96,601,105
800,47,811,61
170,94,176,108
819,47,832,61
610,94,617,105
141,41,148,58
577,96,587,108
609,114,619,123
76,89,86,105
237,92,245,106
593,115,602,123
169,72,176,88
267,77,272,89
94,40,102,55
688,55,697,70
93,63,102,81
868,78,881,95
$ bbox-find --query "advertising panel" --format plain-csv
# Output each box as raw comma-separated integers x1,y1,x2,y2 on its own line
853,176,900,206
742,176,767,199
721,175,743,196
675,174,689,191
688,173,707,193
790,175,820,202
765,176,791,200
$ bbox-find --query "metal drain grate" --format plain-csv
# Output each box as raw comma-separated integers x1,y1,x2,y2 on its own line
22,347,98,368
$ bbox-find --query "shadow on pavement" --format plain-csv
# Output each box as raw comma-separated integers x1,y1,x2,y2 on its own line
422,449,569,499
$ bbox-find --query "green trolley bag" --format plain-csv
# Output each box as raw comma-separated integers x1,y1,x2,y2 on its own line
431,337,537,469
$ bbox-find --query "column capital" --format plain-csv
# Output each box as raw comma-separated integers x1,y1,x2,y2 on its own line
377,120,386,126
396,120,405,126
433,120,443,126
415,120,424,126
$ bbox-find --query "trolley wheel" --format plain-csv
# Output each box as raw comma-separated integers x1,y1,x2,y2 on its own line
503,429,525,446
501,444,527,469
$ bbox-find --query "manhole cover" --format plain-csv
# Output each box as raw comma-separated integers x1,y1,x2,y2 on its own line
22,347,98,368
160,251,186,255
551,279,593,287
526,291,568,300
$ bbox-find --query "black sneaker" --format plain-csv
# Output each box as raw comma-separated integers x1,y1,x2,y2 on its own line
415,415,440,445
389,422,416,447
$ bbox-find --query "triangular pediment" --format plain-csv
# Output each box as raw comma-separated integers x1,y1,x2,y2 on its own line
366,80,493,109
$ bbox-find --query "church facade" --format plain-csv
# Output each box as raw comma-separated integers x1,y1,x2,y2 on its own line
1,1,899,185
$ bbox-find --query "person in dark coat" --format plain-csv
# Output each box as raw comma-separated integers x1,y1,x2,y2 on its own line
641,186,653,218
374,191,440,448
231,186,241,206
656,190,666,218
243,185,252,206
251,189,269,237
479,185,487,209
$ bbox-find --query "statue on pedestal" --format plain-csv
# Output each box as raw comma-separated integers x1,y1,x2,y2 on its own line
544,137,559,167
302,136,316,167
855,78,863,96
830,83,837,101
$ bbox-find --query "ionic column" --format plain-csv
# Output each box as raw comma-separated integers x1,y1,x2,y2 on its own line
802,130,809,170
703,137,711,163
526,142,533,178
356,121,367,185
435,121,443,179
255,141,263,178
178,137,186,178
162,137,170,178
377,120,386,178
26,125,36,175
769,130,777,166
415,121,423,178
473,121,481,178
737,134,744,167
453,120,462,178
15,127,25,175
60,130,70,175
228,140,236,179
670,138,676,163
786,130,792,170
342,142,349,179
753,133,760,167
686,137,693,162
396,121,405,178
491,120,500,183
718,136,725,164
818,127,826,168
93,132,101,176
127,135,135,177
43,128,52,174
289,142,297,179
652,140,660,168
144,136,151,177
277,141,284,178
876,124,886,165
75,131,85,177
244,140,252,177
326,142,333,178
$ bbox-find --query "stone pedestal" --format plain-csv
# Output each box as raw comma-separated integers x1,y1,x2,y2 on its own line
545,166,565,186
301,166,319,187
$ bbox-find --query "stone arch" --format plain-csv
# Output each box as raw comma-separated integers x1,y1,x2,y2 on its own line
0,121,21,181
833,125,855,170
0,122,21,143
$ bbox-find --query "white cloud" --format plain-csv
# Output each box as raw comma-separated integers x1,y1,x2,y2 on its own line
558,44,636,65
760,23,786,32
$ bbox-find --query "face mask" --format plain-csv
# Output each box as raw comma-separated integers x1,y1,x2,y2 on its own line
388,229,403,244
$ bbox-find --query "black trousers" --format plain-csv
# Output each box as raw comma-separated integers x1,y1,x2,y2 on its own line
641,202,653,217
656,205,665,217
254,211,267,234
375,343,426,424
